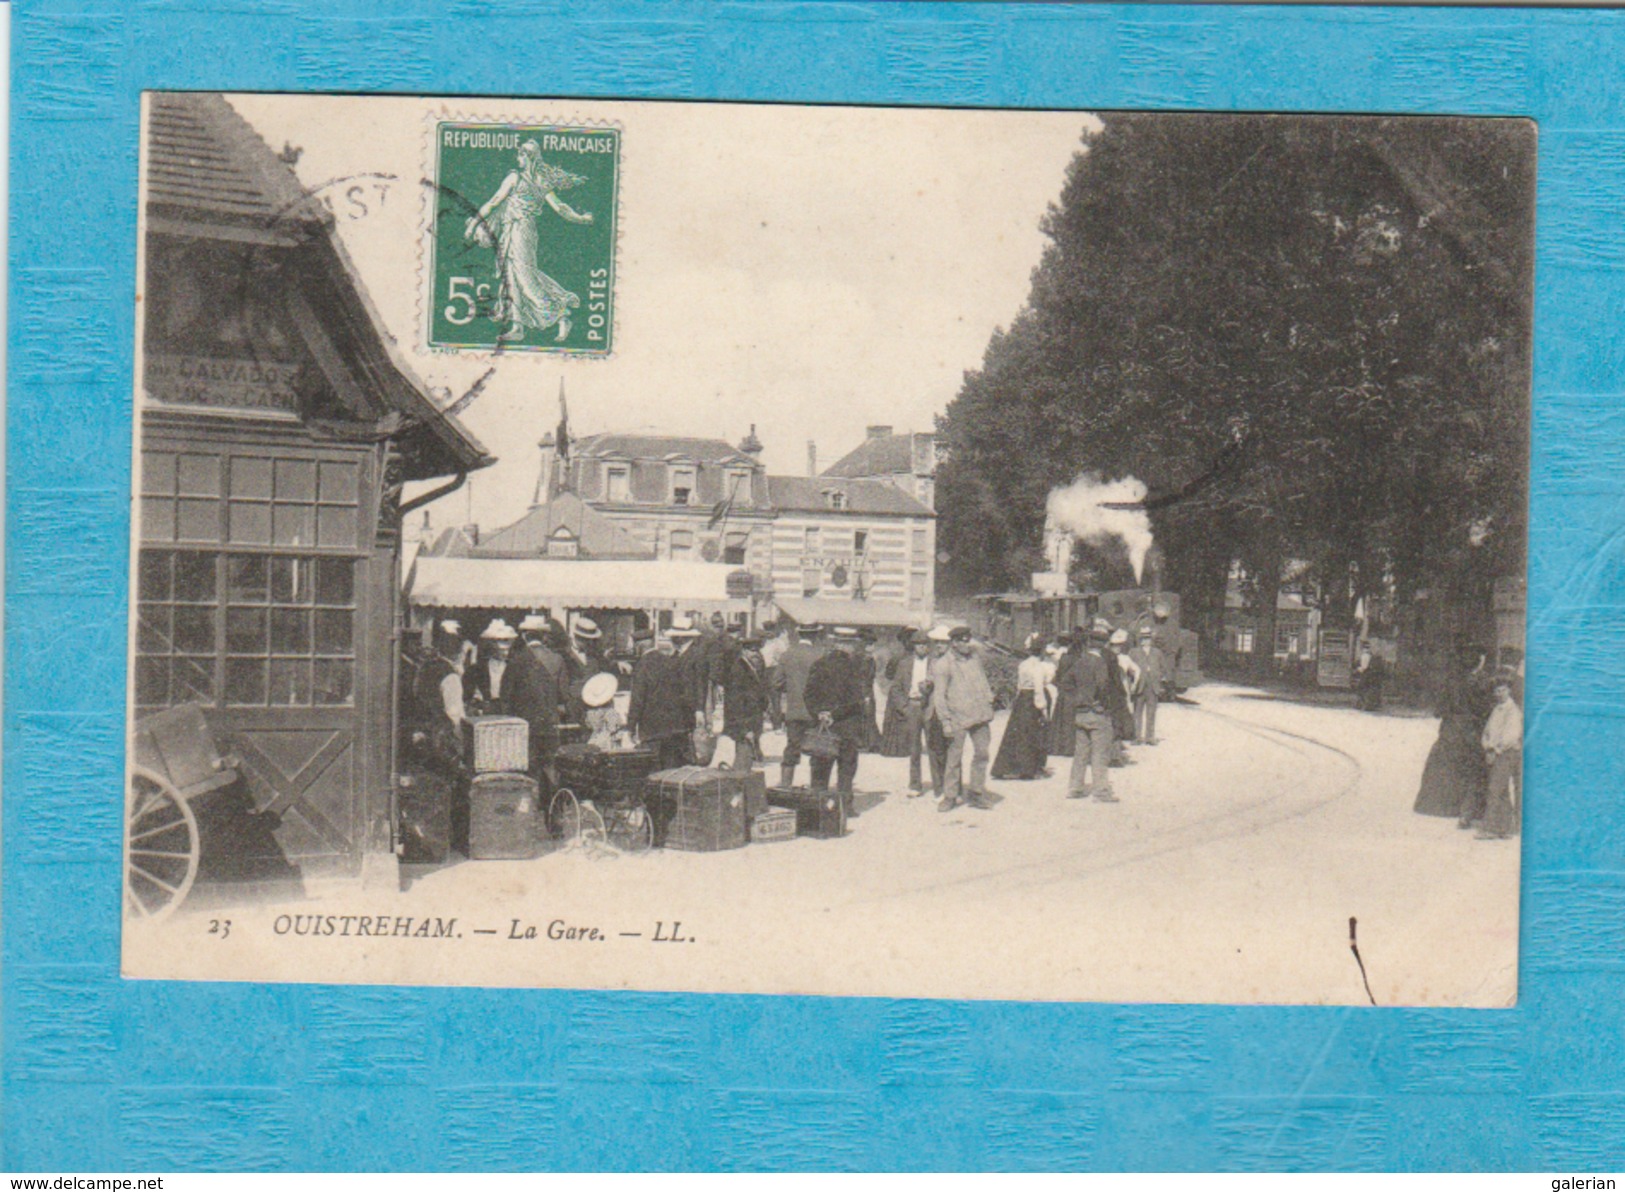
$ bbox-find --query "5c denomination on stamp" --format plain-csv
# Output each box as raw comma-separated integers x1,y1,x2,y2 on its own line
428,121,620,355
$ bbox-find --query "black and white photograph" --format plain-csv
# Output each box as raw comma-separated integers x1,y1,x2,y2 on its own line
125,92,1532,1006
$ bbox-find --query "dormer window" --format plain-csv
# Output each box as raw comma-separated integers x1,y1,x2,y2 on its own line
825,489,847,511
725,467,753,507
606,464,631,503
670,465,697,506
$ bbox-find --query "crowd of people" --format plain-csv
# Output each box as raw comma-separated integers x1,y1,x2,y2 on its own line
402,605,1186,837
1414,645,1524,841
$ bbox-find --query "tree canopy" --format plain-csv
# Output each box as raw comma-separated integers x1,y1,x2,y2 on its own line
936,113,1534,653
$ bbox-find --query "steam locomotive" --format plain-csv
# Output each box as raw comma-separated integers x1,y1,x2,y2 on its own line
967,587,1204,691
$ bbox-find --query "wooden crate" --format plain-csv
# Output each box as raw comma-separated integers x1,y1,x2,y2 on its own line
471,716,529,773
468,772,541,860
646,766,748,852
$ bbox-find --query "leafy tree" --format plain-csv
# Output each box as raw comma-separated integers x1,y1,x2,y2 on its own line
937,113,1533,669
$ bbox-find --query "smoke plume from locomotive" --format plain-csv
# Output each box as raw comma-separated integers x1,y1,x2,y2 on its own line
1045,474,1155,582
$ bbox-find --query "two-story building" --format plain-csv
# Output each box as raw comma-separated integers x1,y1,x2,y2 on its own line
764,475,936,628
821,425,938,511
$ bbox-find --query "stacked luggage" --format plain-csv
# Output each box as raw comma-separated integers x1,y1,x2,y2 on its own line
466,716,541,860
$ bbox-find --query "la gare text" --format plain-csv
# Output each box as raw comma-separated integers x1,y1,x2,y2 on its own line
269,914,694,942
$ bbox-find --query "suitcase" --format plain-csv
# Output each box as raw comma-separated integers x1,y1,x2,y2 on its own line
468,772,541,860
750,808,798,844
646,766,749,852
767,786,847,839
396,766,453,864
471,716,529,774
740,769,769,818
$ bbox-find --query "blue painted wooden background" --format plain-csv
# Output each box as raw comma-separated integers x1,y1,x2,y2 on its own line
6,0,1624,1171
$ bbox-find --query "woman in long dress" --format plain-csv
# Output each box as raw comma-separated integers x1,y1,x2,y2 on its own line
1415,646,1493,820
464,140,594,343
993,638,1053,780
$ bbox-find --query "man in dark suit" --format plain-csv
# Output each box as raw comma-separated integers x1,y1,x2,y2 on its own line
721,635,770,771
775,623,827,790
502,633,561,784
464,619,519,714
630,634,698,770
805,627,870,816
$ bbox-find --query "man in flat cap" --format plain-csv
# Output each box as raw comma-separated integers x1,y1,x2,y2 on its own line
931,626,997,812
804,626,870,813
775,622,827,790
1062,622,1118,803
721,633,770,772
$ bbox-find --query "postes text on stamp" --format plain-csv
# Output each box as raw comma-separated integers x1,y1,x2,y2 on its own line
428,121,619,354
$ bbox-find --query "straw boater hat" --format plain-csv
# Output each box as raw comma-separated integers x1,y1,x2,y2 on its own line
582,672,619,708
797,622,824,637
1138,625,1154,639
668,616,701,639
518,613,549,633
573,616,602,640
438,619,461,637
1109,628,1130,646
830,626,861,641
926,624,954,643
481,619,518,641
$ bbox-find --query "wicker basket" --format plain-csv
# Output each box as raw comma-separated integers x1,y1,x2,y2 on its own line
471,716,529,774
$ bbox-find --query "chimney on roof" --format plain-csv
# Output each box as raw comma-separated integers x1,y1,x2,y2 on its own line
740,424,763,456
807,440,817,477
867,425,893,440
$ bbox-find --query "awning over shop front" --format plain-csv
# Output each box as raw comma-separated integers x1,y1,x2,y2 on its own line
408,557,749,613
772,596,930,630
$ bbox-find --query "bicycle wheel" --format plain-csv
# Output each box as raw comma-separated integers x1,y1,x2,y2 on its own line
126,766,200,919
606,802,654,853
549,787,582,844
579,802,608,848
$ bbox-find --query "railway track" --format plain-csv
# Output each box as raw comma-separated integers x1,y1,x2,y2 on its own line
858,694,1367,903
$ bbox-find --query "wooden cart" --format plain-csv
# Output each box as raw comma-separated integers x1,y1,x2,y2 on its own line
126,703,240,918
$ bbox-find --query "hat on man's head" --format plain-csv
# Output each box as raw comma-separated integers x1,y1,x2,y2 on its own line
668,616,701,639
926,624,954,643
740,634,764,649
710,612,727,628
573,616,602,640
1089,621,1112,643
1138,625,1154,639
582,672,619,709
1110,628,1130,646
1153,601,1172,620
482,619,518,641
797,622,824,637
948,626,973,643
831,626,861,640
518,613,549,633
437,619,462,637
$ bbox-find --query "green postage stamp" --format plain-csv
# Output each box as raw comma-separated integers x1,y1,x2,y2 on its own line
427,121,620,354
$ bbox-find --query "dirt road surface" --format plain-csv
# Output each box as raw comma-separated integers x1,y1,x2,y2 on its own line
134,682,1519,1006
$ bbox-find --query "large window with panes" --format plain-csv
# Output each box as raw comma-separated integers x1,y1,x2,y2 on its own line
136,443,364,713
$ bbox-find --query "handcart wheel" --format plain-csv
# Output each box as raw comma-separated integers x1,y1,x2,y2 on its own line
126,765,201,919
579,802,608,848
607,803,655,854
549,787,582,844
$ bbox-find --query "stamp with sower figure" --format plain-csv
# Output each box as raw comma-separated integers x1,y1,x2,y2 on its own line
428,121,619,354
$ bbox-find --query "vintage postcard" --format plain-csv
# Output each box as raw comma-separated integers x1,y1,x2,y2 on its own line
124,93,1532,1006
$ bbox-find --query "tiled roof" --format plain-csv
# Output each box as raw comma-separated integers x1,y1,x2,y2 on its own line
145,93,328,233
823,432,922,478
768,475,934,517
573,431,756,465
472,492,653,560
